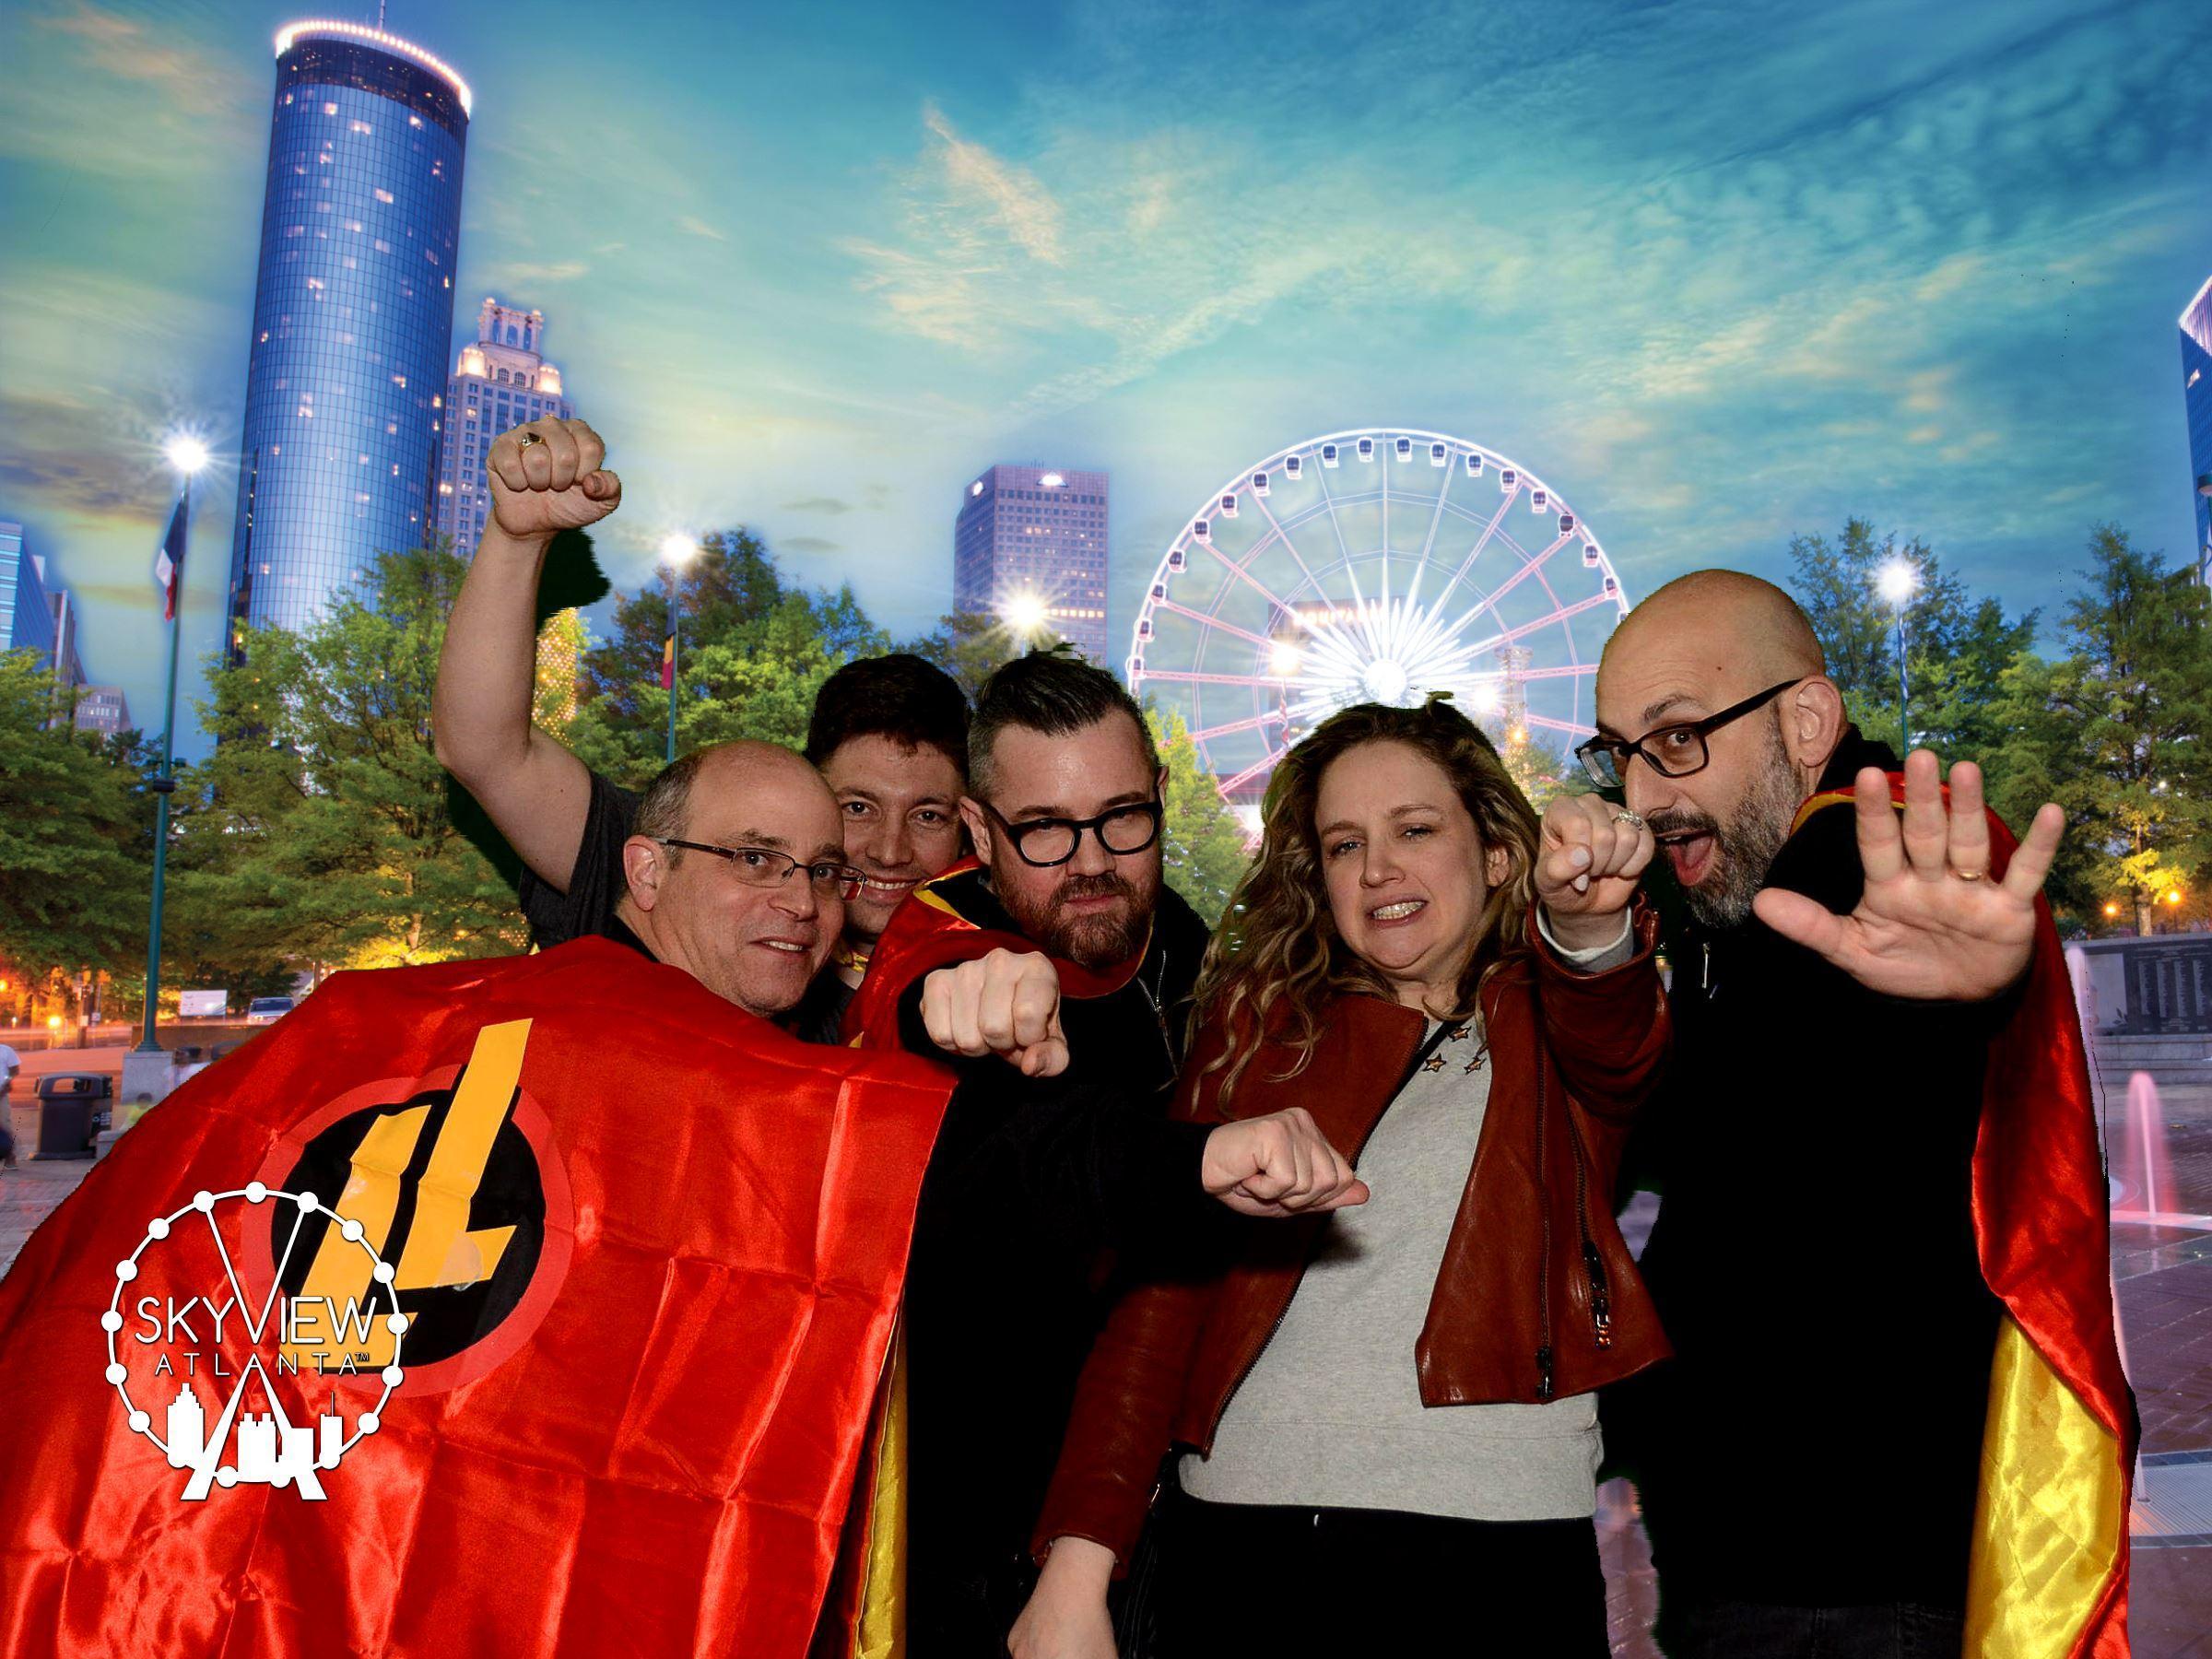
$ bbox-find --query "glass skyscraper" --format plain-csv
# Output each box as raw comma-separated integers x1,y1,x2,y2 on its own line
226,21,472,639
2181,275,2212,586
0,522,57,671
953,465,1112,663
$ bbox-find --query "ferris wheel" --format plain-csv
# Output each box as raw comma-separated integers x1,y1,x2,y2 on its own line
1127,428,1631,820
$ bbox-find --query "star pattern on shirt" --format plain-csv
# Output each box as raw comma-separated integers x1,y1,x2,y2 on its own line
1465,1049,1488,1074
1422,1052,1448,1073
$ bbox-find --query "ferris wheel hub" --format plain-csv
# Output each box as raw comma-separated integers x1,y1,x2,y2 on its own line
1361,658,1413,706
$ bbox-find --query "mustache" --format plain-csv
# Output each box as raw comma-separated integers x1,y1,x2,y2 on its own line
1642,810,1718,841
1051,873,1136,911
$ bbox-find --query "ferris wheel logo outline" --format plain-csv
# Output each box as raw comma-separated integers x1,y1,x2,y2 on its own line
1128,426,1633,820
102,1184,407,1501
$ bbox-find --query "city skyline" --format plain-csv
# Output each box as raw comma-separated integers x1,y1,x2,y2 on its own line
2,0,2208,759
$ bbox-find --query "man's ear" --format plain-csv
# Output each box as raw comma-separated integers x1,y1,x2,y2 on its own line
959,797,994,864
1785,677,1849,774
620,836,665,912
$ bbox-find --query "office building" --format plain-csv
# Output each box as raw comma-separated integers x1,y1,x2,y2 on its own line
226,20,472,639
952,465,1110,662
2181,274,2212,586
73,686,133,738
434,296,574,552
0,522,57,672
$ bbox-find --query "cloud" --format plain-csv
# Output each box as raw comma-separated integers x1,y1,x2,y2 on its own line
37,1,235,118
781,535,841,554
677,216,729,242
781,497,852,514
495,259,591,285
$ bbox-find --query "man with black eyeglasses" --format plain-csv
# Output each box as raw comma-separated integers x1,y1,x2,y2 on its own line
1582,571,2125,1659
843,649,1327,1654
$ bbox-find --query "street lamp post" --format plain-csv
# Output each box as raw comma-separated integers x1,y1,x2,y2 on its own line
659,535,698,765
1877,558,1916,757
125,437,210,1102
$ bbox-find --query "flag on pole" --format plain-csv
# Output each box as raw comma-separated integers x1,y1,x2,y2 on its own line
152,494,188,622
660,632,676,690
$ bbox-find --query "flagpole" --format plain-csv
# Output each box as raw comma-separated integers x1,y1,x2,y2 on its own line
134,458,199,1062
659,535,697,766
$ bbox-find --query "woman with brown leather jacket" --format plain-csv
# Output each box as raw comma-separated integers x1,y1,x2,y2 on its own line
1008,698,1672,1659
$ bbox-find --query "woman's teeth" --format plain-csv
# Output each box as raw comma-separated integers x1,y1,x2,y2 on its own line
1370,900,1426,922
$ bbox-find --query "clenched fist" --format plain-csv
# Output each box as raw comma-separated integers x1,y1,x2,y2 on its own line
1536,791,1653,950
487,418,621,542
920,947,1069,1077
1202,1107,1369,1218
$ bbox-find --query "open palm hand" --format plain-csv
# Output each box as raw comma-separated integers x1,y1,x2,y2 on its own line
1751,750,2063,1003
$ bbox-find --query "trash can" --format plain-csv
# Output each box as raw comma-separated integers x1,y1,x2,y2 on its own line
34,1073,112,1160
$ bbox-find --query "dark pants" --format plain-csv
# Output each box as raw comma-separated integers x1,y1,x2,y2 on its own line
1155,1486,1609,1659
1667,1598,1968,1659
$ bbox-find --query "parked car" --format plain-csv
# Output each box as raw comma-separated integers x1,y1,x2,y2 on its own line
244,996,296,1025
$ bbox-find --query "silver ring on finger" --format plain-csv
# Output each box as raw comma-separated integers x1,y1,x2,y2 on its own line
1612,809,1646,830
516,430,545,451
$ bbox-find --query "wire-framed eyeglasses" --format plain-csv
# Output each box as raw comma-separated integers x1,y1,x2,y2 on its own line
1574,678,1802,789
655,839,864,900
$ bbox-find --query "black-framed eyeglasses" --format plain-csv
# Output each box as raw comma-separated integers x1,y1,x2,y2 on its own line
655,839,864,900
980,798,1164,868
1574,678,1802,789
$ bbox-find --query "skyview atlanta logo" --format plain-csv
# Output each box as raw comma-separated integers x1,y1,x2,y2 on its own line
101,1019,576,1500
103,1185,407,1500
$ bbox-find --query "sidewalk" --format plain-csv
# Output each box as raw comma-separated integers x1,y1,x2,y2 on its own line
0,1102,99,1277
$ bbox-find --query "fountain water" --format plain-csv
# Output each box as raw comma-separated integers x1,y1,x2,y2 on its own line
2112,1071,2179,1219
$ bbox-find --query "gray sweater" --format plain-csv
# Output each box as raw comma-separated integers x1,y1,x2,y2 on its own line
1181,918,1630,1522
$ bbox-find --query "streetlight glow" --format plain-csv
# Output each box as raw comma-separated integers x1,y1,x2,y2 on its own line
164,436,211,476
1269,641,1303,676
1877,559,1917,606
659,534,699,566
1003,593,1049,634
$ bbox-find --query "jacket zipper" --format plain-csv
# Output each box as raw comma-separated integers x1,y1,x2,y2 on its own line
1534,1043,1555,1401
1202,1017,1434,1444
1135,949,1176,1082
1561,1095,1613,1351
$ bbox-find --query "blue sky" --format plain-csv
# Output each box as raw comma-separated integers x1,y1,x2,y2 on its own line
2,0,2206,758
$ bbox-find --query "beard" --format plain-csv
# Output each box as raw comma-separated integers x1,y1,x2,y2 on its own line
1000,865,1159,971
1653,722,1804,931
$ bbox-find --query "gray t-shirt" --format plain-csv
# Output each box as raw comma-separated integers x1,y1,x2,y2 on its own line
1181,1017,1603,1523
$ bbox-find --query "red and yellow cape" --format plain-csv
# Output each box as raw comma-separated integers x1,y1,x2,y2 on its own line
0,937,954,1659
1794,782,2134,1658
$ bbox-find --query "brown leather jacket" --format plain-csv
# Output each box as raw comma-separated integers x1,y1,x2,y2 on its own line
1030,905,1673,1571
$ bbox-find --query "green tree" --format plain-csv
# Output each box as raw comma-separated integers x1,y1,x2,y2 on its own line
1991,526,2212,935
0,649,154,979
574,528,891,779
172,547,529,977
567,592,888,789
1147,709,1253,927
903,610,1065,702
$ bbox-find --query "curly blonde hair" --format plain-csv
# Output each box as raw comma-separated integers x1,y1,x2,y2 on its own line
1195,698,1542,1106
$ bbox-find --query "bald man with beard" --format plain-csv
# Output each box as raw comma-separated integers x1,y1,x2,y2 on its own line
1580,572,2081,1659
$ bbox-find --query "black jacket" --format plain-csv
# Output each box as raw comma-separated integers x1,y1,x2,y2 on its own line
891,872,1215,1653
1611,728,2006,1610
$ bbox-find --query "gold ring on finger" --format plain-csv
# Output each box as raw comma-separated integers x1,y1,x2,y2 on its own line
516,431,545,450
1952,866,1986,881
